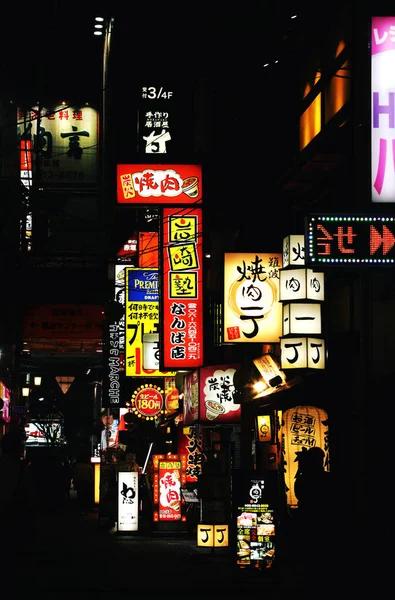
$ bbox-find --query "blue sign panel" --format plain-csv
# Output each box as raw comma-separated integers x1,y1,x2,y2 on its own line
126,268,159,302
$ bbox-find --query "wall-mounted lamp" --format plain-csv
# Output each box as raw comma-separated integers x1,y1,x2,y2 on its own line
22,387,30,397
34,376,42,386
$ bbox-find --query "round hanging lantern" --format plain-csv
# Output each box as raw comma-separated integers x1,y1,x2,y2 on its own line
281,405,329,509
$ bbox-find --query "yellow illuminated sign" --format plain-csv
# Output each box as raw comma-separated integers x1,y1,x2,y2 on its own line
125,268,175,377
197,524,229,548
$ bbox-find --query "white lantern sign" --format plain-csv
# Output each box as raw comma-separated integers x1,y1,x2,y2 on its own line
280,269,325,302
282,235,306,268
282,303,322,336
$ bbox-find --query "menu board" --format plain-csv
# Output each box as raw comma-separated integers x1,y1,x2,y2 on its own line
233,471,277,571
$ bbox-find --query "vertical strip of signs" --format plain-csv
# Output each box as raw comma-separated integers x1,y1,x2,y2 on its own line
115,265,126,373
162,207,203,369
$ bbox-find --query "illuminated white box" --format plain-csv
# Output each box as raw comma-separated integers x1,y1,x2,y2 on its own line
282,303,322,336
279,268,325,302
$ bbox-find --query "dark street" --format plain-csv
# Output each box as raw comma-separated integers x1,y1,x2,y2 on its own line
6,491,306,599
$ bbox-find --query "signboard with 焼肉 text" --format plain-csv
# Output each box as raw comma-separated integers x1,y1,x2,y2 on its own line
224,253,282,343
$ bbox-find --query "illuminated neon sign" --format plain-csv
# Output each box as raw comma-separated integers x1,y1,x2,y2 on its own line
307,215,395,264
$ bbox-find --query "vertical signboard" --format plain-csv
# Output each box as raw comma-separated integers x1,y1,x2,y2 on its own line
233,470,277,571
224,253,282,343
125,268,175,377
138,85,175,154
152,454,187,522
17,105,98,189
177,424,204,482
118,471,139,532
371,16,395,202
162,207,203,369
136,84,193,156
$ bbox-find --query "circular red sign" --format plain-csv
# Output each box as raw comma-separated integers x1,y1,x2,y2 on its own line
134,387,163,418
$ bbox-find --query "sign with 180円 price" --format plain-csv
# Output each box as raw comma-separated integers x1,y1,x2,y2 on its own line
307,215,395,264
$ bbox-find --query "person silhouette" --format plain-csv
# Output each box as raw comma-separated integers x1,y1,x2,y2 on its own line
294,447,334,593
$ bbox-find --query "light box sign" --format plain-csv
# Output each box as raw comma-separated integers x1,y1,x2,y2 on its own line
233,470,277,571
224,253,282,343
199,364,241,424
117,164,202,204
281,406,330,508
153,454,187,522
125,268,175,377
118,471,139,532
162,207,204,369
128,379,165,421
307,215,395,264
197,524,229,548
138,85,175,154
371,16,395,202
17,105,98,189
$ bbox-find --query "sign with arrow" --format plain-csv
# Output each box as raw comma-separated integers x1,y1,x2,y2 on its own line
307,215,395,265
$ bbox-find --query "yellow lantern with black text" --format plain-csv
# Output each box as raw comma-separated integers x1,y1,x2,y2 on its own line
281,405,329,508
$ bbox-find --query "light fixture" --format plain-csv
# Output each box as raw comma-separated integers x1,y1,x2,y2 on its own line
95,16,104,22
34,376,42,386
94,31,103,36
22,387,30,397
38,397,44,402
94,24,103,29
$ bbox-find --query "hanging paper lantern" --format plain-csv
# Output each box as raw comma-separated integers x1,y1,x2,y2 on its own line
281,405,330,508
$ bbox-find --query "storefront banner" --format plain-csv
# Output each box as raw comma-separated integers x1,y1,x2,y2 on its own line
224,253,282,343
162,207,203,369
125,268,175,377
17,105,98,189
117,164,202,204
199,364,241,424
118,471,139,532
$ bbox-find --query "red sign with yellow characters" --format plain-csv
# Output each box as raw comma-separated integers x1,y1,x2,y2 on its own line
162,207,203,369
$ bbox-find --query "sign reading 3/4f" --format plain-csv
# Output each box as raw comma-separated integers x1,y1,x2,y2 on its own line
307,215,395,264
141,87,173,100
